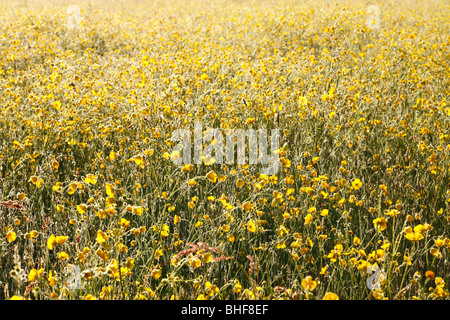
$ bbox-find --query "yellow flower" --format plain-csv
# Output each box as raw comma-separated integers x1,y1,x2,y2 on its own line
51,160,59,171
56,236,68,245
17,193,26,200
119,218,130,229
195,220,203,227
385,209,401,217
48,272,57,287
96,230,109,245
77,204,87,214
151,269,162,280
236,179,245,188
233,282,242,293
84,174,97,184
36,178,44,188
302,276,317,291
28,268,44,282
247,220,257,233
47,235,57,250
242,201,252,212
276,241,286,249
109,151,117,160
96,210,106,218
379,184,388,196
414,224,432,234
405,232,424,242
12,141,22,148
243,289,255,299
160,224,170,237
6,231,16,242
58,252,69,260
132,155,144,165
190,258,202,268
373,217,387,232
323,292,339,300
352,179,363,190
188,179,196,186
304,214,313,225
132,206,144,216
206,171,217,183
357,260,371,273
52,100,62,110
202,156,216,165
271,190,283,207
203,252,212,263
435,238,445,248
205,281,219,296
105,183,115,197
52,182,62,192
68,182,78,195
106,196,116,207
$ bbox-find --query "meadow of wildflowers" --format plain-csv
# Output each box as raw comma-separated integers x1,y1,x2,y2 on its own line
0,0,449,300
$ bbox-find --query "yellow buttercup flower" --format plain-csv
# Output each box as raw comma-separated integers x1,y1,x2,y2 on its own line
203,252,212,263
6,231,16,242
28,268,44,282
84,174,97,184
109,151,117,160
304,214,313,225
105,183,115,197
96,230,109,246
132,206,144,216
77,204,87,214
151,269,162,280
206,171,217,183
405,232,424,242
68,182,78,195
236,179,245,188
352,179,362,190
47,235,56,250
58,252,69,260
247,220,257,233
373,217,388,232
301,276,317,291
56,236,68,245
323,292,339,300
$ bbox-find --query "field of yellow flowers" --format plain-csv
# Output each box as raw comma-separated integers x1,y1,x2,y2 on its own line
0,0,449,300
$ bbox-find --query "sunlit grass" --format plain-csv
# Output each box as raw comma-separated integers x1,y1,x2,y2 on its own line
0,0,449,300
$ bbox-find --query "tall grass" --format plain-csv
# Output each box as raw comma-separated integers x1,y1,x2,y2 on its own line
0,0,449,300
